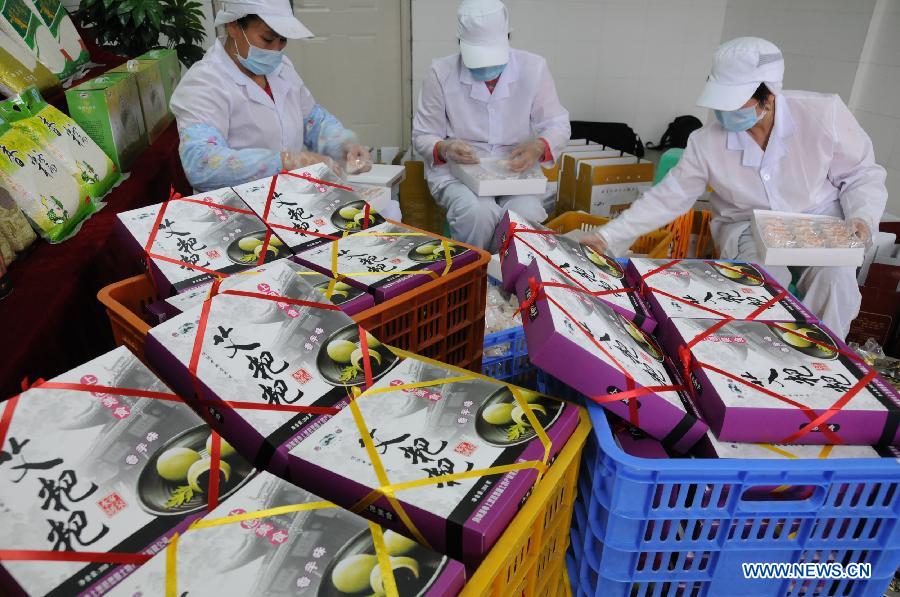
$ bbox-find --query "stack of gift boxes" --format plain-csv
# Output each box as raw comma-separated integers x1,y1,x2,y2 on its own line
0,189,582,594
498,209,900,459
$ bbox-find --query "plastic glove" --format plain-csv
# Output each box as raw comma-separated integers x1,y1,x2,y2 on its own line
343,142,373,175
580,229,609,255
281,151,343,177
849,218,873,249
438,139,479,164
507,139,545,173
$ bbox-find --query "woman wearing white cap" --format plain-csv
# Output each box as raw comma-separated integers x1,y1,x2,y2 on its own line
170,0,371,192
583,37,888,340
413,0,570,250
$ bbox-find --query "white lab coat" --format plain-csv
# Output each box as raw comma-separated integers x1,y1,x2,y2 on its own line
412,49,571,191
599,90,887,258
171,39,314,155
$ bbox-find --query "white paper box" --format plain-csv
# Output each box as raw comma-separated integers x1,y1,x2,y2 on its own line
347,164,405,187
450,158,547,197
590,181,651,216
751,210,865,267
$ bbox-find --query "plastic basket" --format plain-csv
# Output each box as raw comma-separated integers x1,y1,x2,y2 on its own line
481,278,537,389
545,212,673,258
98,245,491,372
561,398,900,597
461,408,591,597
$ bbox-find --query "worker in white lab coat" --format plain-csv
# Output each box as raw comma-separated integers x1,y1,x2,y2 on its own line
170,0,371,192
583,38,887,339
412,0,570,250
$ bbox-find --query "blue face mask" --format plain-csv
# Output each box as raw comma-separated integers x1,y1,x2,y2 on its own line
237,27,284,76
469,64,506,82
714,104,766,132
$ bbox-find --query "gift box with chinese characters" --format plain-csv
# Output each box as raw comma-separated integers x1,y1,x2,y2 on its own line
145,259,390,477
145,259,375,324
610,414,671,459
288,355,580,565
516,267,707,453
106,472,466,597
625,258,816,330
496,210,655,332
117,188,289,296
232,163,384,255
0,346,254,596
661,317,900,446
294,221,479,303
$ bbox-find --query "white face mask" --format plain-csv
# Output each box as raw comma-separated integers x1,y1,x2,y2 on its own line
235,26,284,76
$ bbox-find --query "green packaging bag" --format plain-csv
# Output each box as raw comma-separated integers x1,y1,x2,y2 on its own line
0,112,99,242
0,0,71,79
0,29,59,96
110,60,171,142
4,87,120,198
26,0,88,71
65,72,148,172
136,49,181,118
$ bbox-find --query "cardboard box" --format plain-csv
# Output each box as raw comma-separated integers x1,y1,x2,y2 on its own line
109,61,171,143
555,150,629,207
495,211,656,333
233,163,381,255
0,346,255,596
136,48,180,118
662,317,900,445
541,144,610,183
106,472,466,597
117,188,287,296
289,355,580,565
449,157,547,197
751,210,866,267
146,259,375,324
347,163,405,188
625,258,816,329
573,157,655,216
146,259,384,478
65,72,148,171
294,221,479,303
516,269,707,452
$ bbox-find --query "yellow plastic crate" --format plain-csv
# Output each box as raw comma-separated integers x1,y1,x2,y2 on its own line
461,408,590,597
545,211,673,258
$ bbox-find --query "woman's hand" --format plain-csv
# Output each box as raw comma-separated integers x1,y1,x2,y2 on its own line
580,229,609,255
281,151,343,177
849,218,872,249
438,139,479,164
343,142,373,175
508,139,546,172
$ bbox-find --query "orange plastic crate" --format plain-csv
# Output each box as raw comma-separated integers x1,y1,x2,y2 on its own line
98,239,490,372
545,211,673,258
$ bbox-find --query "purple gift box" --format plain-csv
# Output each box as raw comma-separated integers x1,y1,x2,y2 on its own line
625,259,816,330
144,259,375,325
515,269,707,453
144,260,389,478
0,347,254,597
116,188,291,297
105,472,466,597
520,253,657,335
660,317,900,446
294,221,479,303
611,418,671,459
287,356,580,566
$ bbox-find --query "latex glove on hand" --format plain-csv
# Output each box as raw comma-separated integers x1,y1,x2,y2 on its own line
580,229,609,256
343,142,373,175
438,139,479,164
849,218,873,250
507,139,546,173
281,151,343,177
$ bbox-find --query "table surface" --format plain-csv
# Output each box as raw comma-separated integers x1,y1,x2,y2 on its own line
0,123,190,399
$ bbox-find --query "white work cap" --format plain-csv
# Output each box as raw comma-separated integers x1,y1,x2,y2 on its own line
214,0,313,40
696,37,784,111
457,0,510,69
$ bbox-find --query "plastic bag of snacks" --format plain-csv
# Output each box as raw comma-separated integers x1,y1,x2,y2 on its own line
0,29,59,96
0,111,100,242
3,87,120,198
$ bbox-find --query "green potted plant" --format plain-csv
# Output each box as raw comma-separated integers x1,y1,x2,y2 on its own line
75,0,207,66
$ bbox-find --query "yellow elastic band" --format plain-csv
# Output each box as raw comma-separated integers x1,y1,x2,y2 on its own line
189,501,337,530
165,532,180,597
327,232,457,282
369,521,399,597
757,444,832,493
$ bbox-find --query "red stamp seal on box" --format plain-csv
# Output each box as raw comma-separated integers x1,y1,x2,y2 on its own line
98,492,128,517
454,441,477,457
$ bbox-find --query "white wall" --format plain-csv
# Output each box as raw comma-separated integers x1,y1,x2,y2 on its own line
411,0,728,145
849,0,900,217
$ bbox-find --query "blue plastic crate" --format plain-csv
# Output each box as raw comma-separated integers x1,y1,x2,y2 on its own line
565,398,900,597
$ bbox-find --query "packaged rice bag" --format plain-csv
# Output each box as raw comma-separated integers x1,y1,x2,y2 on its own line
0,28,58,96
0,111,99,242
3,86,120,198
26,0,88,71
0,0,72,78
